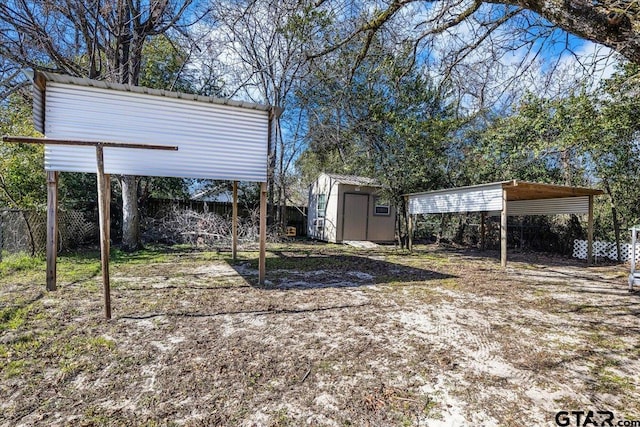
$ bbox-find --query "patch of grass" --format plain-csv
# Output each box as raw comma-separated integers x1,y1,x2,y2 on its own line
57,256,101,283
111,247,177,265
589,333,627,351
0,252,45,276
437,278,459,290
564,303,600,314
261,254,332,271
594,368,634,393
412,252,453,267
83,406,110,425
532,288,549,297
271,407,294,426
0,302,34,331
4,360,27,378
86,336,116,351
11,333,42,353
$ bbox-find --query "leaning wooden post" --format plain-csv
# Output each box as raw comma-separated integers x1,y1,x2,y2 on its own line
501,189,508,267
95,145,111,319
587,194,594,265
46,171,59,291
232,181,238,261
259,181,267,285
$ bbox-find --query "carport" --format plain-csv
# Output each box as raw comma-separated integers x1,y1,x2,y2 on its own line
405,180,604,267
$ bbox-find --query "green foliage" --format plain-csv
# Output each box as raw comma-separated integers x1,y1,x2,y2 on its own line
468,93,600,186
0,92,45,209
466,64,640,244
139,35,195,94
297,38,458,198
296,36,460,246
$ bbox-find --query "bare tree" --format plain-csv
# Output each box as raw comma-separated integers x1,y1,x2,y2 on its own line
303,0,629,111
207,0,319,229
308,0,640,63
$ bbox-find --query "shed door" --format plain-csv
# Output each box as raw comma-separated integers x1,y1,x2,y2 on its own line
343,194,369,241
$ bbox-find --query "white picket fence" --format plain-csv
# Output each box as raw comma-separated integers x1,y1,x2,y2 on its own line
573,239,640,262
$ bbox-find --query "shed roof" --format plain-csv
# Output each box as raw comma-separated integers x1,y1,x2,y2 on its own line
325,173,381,187
406,180,603,201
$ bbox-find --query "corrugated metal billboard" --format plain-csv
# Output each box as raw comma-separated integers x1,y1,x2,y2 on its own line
36,74,272,182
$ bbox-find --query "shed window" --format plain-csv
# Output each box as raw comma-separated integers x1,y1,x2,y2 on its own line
317,194,327,218
374,197,390,215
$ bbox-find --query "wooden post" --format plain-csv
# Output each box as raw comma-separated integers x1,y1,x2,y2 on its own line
232,181,238,261
105,174,111,257
46,171,59,291
501,189,508,267
259,181,267,285
406,197,413,252
96,145,111,320
1,136,178,319
480,212,486,251
587,194,594,265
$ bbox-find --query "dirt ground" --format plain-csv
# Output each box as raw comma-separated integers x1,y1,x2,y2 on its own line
1,242,639,426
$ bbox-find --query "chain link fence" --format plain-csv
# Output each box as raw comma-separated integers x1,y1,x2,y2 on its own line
0,209,97,255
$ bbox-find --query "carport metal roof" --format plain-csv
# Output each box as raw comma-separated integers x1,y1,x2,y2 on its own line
405,180,603,204
405,180,603,267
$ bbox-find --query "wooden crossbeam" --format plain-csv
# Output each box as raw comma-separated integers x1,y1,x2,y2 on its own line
2,135,178,151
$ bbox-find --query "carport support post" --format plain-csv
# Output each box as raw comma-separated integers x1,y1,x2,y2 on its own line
96,145,111,320
232,181,238,261
501,189,508,267
406,196,413,252
259,181,267,285
480,212,486,251
46,171,59,291
587,195,594,265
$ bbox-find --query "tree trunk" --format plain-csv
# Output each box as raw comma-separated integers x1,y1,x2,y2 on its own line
396,197,408,249
454,214,468,244
19,210,37,256
121,175,141,252
436,214,447,244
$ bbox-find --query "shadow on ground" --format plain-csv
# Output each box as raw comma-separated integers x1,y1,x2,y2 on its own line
413,244,618,269
228,250,456,289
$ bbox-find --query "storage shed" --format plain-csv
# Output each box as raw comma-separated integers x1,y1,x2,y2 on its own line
308,173,395,243
405,180,604,266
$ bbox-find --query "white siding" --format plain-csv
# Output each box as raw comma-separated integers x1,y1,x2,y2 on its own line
408,184,504,214
33,85,45,134
307,174,343,242
507,197,589,215
43,82,269,181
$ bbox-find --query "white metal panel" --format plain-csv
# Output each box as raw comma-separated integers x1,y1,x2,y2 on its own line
43,82,269,181
507,196,589,215
33,85,44,134
408,184,504,214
